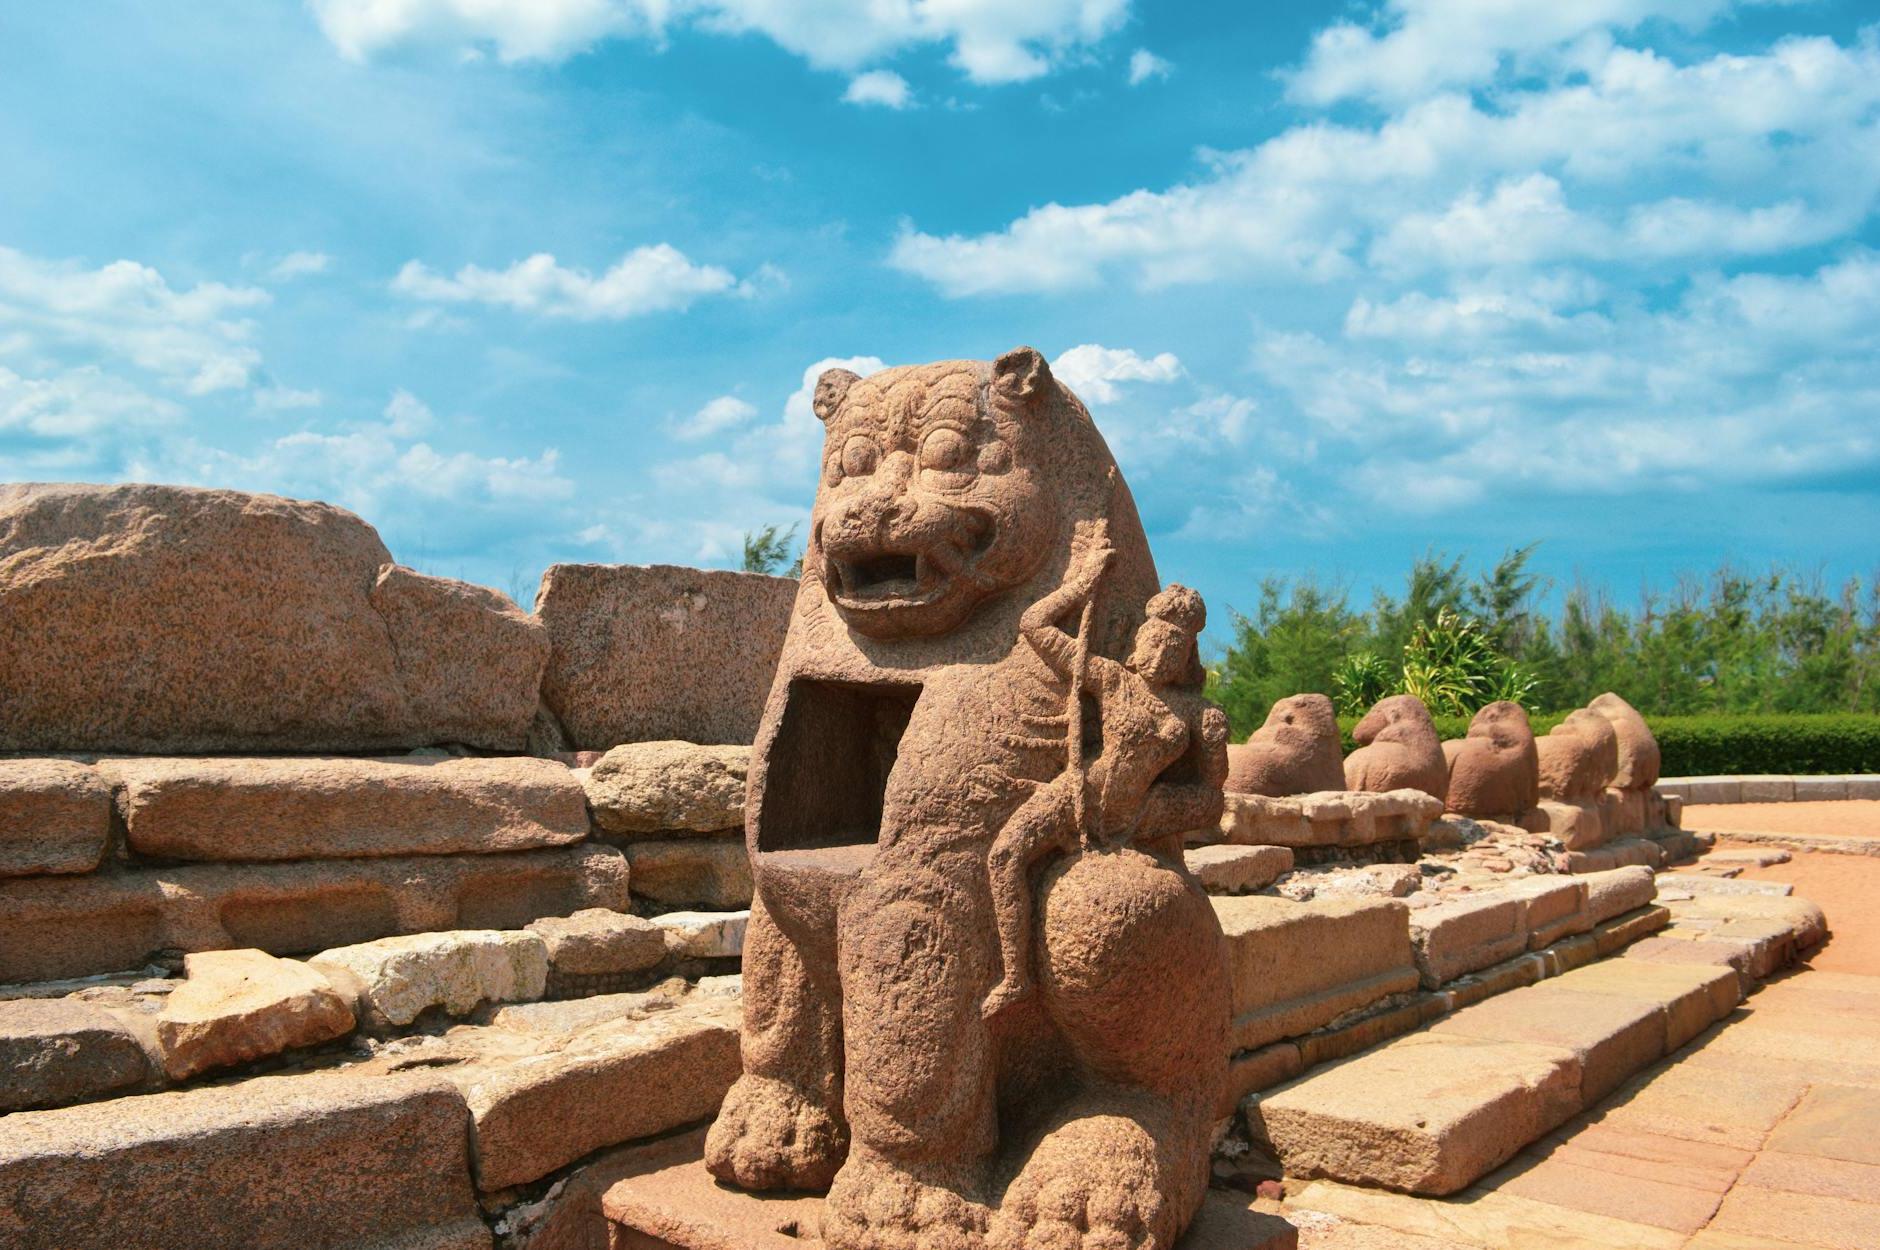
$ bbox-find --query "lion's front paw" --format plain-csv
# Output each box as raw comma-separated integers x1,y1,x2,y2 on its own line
703,1074,847,1192
822,1149,989,1250
988,1100,1197,1250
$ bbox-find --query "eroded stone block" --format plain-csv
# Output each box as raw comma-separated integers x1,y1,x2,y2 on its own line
112,755,589,862
0,1068,486,1250
536,563,795,751
0,759,111,878
0,998,148,1113
1407,893,1527,988
1213,894,1418,1051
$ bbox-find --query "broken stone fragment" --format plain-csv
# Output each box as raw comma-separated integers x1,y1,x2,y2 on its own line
654,910,750,959
155,948,356,1080
311,930,548,1029
584,741,750,836
526,908,668,976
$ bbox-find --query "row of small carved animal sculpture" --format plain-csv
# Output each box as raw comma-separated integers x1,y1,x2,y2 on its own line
1224,690,1661,819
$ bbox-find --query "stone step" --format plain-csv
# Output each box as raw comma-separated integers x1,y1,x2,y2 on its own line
1244,891,1820,1197
0,844,629,982
0,1067,489,1250
108,755,589,862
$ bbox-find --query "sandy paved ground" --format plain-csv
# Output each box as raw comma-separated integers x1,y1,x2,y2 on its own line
1684,800,1880,841
1277,844,1880,1249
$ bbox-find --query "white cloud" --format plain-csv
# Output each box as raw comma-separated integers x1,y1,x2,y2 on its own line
383,387,435,435
253,384,325,411
1051,344,1183,403
393,244,750,319
0,364,180,439
312,0,1130,83
1127,48,1171,85
843,70,913,109
676,394,758,439
1256,252,1880,504
890,33,1880,296
0,245,269,394
1286,0,1738,107
127,396,577,540
266,250,332,281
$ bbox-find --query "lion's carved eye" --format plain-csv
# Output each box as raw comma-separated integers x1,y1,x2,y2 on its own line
841,435,880,478
919,427,970,472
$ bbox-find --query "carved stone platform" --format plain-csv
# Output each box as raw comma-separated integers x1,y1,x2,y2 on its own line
601,1129,1298,1250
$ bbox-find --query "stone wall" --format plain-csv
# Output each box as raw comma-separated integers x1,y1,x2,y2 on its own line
1,484,796,759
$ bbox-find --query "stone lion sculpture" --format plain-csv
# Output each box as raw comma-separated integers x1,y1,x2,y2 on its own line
703,348,1230,1250
1225,693,1346,797
1343,693,1447,803
1442,700,1540,819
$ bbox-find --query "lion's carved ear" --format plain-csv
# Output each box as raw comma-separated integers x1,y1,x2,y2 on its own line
992,347,1052,405
812,369,860,423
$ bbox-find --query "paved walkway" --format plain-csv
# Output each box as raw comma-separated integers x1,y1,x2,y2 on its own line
1278,843,1880,1250
1685,799,1880,847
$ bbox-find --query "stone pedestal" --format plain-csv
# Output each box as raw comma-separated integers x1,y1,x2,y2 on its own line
600,1129,1298,1250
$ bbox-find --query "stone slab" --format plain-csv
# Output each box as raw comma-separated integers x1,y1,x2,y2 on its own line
1581,866,1656,925
0,1067,488,1250
527,908,667,976
0,997,149,1113
450,1003,741,1191
1185,843,1293,894
626,840,754,909
1250,1032,1582,1195
599,1129,1297,1250
1737,776,1796,803
1501,875,1590,950
0,843,629,982
0,759,112,878
1407,892,1527,988
156,948,355,1079
111,755,589,861
1591,904,1671,956
1219,788,1442,852
1212,895,1418,1052
536,563,795,751
1431,985,1666,1103
1544,958,1741,1049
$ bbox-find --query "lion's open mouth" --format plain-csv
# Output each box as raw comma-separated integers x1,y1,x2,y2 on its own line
827,549,953,607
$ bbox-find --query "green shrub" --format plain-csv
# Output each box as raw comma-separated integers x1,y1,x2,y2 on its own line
1646,714,1880,776
1330,711,1880,775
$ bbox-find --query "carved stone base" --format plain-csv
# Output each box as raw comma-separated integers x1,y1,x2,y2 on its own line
600,1129,1298,1250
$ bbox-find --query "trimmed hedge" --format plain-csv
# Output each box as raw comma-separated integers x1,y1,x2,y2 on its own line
1333,712,1880,777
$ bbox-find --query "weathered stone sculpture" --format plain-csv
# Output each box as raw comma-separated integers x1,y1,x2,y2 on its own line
1442,701,1540,819
1536,708,1620,803
1589,692,1664,834
1526,707,1622,848
702,349,1230,1250
1225,693,1347,797
1343,694,1447,803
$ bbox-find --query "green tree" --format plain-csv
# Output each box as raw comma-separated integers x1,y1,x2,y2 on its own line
741,524,800,576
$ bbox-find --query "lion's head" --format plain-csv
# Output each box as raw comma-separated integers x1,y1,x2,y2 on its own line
808,347,1061,640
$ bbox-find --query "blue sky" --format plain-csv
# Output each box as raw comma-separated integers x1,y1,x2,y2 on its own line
2,1,1877,631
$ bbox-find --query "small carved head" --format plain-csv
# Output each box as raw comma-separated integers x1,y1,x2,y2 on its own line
1129,584,1206,687
809,348,1061,640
